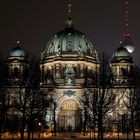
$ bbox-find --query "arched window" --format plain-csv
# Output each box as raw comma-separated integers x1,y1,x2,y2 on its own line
120,68,128,76
13,67,19,77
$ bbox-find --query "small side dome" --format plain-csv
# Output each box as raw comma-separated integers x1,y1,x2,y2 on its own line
8,41,26,60
112,46,131,61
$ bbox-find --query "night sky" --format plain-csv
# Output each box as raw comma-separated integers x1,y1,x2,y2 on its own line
0,0,140,65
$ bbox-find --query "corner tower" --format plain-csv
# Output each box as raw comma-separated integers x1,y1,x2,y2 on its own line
111,0,134,87
6,41,28,85
111,0,135,116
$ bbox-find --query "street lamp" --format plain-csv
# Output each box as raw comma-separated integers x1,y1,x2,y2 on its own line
38,122,41,126
53,101,57,136
49,93,57,136
38,122,41,139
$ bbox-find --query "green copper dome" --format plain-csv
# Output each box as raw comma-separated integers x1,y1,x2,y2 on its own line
41,27,98,59
112,46,131,61
9,46,26,60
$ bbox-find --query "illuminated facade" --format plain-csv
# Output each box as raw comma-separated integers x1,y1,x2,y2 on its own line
39,17,100,131
5,2,135,132
111,44,134,116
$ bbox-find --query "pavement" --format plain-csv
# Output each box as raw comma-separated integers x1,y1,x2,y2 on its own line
1,132,140,140
44,132,140,140
39,133,137,140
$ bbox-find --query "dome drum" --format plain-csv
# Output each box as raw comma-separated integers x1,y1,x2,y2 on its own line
40,60,99,88
40,53,98,65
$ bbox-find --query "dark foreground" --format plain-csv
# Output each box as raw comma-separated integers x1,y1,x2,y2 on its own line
4,138,140,140
2,132,140,140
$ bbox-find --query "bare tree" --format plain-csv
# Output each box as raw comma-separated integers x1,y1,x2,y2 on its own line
123,65,140,140
0,60,7,140
81,53,116,140
9,58,48,140
93,53,116,140
81,88,90,136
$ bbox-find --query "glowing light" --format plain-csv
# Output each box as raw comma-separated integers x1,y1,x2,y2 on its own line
38,122,41,126
17,40,20,44
124,45,135,53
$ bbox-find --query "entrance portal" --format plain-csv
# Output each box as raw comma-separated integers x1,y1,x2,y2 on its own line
58,99,81,132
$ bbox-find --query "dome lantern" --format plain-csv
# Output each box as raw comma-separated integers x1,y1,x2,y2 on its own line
65,0,74,28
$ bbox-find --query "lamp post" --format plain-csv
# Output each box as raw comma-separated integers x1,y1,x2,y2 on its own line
50,93,57,136
38,122,41,140
53,101,56,136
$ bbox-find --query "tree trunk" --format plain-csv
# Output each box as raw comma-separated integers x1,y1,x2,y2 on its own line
20,117,26,140
31,130,34,140
27,116,34,140
27,123,31,140
20,126,25,140
98,114,104,140
83,108,87,136
131,111,136,140
0,126,2,140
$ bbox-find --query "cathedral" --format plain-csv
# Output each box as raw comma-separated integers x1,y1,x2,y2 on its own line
4,1,136,133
